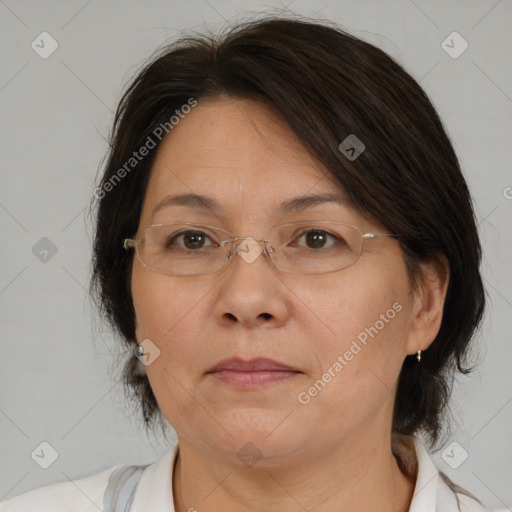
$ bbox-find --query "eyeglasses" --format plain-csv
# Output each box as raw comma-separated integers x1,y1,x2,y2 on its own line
123,221,398,277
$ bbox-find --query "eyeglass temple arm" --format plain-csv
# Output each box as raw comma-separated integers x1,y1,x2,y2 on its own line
123,238,136,250
361,233,399,240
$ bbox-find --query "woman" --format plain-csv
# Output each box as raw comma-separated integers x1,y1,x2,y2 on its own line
0,15,494,512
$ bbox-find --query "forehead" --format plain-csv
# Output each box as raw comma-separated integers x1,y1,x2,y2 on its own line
140,97,362,226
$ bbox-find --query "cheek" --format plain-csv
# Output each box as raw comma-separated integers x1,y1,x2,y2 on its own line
131,267,209,351
301,266,408,347
302,265,411,407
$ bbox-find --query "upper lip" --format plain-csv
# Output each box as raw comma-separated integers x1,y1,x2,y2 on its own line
207,357,301,373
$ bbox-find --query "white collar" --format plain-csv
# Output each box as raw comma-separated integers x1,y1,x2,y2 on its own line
131,441,178,510
130,435,479,512
408,436,454,511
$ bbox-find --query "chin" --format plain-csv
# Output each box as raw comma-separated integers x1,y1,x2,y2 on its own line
200,410,313,466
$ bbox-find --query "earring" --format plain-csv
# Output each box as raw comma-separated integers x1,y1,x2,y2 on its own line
133,344,147,377
416,350,422,362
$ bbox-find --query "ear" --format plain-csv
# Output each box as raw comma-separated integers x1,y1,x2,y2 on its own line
405,256,450,356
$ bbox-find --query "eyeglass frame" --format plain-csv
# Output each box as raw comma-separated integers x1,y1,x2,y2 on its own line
122,221,399,276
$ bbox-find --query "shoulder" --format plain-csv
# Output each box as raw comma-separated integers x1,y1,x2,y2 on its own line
0,442,179,512
0,466,119,512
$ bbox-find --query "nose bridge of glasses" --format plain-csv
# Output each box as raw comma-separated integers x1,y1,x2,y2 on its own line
225,236,272,265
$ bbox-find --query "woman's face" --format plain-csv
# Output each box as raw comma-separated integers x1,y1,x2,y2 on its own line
131,97,430,464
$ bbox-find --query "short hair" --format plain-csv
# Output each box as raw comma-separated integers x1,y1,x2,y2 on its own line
89,15,485,450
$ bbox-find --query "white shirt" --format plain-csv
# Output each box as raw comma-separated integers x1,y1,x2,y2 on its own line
0,436,500,511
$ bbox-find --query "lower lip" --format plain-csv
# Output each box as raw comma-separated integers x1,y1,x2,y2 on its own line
208,370,300,390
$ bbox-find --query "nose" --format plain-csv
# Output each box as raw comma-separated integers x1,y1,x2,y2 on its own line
213,236,290,329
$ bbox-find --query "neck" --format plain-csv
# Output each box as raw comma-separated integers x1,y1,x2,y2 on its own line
172,431,417,512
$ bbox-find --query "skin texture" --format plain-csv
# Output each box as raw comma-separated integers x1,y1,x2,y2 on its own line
131,97,449,512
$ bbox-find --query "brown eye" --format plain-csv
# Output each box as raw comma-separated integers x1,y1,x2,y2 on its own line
293,229,342,250
304,230,328,249
167,230,214,250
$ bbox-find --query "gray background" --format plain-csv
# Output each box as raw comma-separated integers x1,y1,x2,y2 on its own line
0,0,511,510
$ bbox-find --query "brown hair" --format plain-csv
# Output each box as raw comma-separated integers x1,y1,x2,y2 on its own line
90,15,485,450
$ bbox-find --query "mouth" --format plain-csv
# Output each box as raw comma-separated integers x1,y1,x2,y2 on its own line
206,357,303,390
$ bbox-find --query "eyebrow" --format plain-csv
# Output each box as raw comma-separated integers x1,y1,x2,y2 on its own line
151,192,351,217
